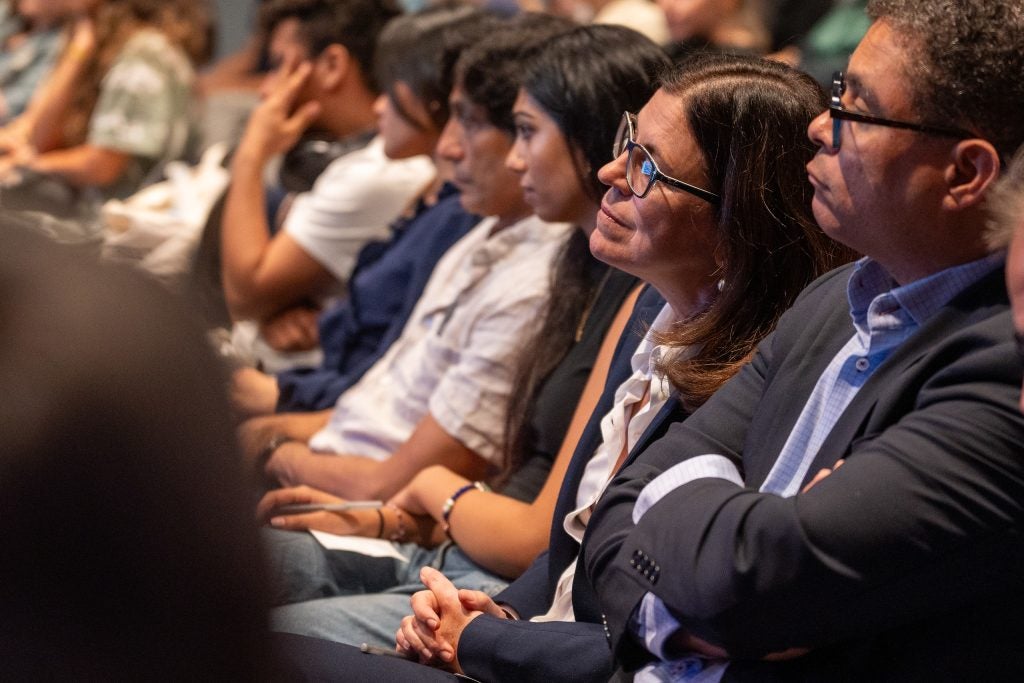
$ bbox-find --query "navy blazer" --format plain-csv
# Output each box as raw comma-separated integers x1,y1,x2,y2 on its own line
583,264,1024,680
458,286,689,682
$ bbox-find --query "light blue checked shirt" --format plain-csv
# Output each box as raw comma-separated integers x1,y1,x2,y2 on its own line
629,252,1005,682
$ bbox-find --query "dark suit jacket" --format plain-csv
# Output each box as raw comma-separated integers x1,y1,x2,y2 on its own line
582,263,1024,680
458,287,689,682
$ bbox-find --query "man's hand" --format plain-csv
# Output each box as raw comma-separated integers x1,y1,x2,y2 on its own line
801,459,845,493
256,484,371,535
236,415,310,483
231,367,281,418
395,567,505,671
259,305,320,352
387,483,429,517
234,57,322,169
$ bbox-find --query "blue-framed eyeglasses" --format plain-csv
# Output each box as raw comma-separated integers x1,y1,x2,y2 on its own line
612,112,719,204
829,70,973,152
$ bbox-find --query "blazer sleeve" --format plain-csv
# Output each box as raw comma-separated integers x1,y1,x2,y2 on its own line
458,614,614,683
592,313,1024,660
580,322,775,660
492,551,553,620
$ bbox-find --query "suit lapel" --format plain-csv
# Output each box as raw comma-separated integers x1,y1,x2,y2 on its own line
799,268,1009,483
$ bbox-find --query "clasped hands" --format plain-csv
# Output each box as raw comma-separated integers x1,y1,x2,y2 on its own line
395,566,508,673
384,459,847,673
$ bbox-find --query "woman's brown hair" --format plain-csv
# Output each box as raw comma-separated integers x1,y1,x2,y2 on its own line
655,52,855,410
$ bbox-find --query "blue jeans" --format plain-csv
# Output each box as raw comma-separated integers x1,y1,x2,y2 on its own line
263,529,508,648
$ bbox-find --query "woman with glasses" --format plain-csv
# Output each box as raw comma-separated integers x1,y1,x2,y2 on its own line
270,49,851,682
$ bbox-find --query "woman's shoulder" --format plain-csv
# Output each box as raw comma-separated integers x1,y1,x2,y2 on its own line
110,28,194,84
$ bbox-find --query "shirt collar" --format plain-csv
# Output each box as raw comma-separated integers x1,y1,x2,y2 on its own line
847,251,1005,327
631,303,690,381
470,214,568,268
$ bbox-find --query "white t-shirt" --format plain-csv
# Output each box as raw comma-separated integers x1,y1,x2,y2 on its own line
284,136,434,283
309,214,574,464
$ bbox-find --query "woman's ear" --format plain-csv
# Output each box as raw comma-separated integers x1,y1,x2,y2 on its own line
942,138,1001,212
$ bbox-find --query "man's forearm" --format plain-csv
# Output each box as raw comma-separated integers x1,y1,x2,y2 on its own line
222,148,273,319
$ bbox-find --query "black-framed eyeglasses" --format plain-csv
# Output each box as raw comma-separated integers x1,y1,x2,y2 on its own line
612,112,719,204
829,71,974,152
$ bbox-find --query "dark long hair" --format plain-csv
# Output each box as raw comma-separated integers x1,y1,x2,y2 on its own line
655,52,854,410
375,7,500,133
500,26,669,478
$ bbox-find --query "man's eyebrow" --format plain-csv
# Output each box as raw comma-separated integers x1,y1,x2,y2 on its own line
845,72,879,110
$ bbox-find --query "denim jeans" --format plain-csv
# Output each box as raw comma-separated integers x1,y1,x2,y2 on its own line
264,528,508,648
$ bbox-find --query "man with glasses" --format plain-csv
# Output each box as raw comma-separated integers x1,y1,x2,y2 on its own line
583,0,1024,679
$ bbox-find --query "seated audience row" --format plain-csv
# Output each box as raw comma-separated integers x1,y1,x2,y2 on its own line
264,21,848,671
5,0,1024,680
265,0,1024,681
260,18,666,645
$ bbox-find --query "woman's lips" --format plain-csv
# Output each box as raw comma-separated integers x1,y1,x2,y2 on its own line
599,202,627,227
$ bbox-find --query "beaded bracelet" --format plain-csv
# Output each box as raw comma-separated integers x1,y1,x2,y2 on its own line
441,481,490,540
374,508,385,539
387,503,408,543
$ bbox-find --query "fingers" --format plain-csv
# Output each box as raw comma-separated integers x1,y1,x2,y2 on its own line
255,484,336,521
801,458,847,493
270,61,318,119
264,56,309,102
292,100,323,130
259,307,320,352
408,587,455,662
420,566,461,609
410,589,441,630
457,589,500,617
801,467,832,493
267,511,328,531
395,620,416,657
398,614,451,664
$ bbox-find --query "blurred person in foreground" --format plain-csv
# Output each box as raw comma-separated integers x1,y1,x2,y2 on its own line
0,224,268,679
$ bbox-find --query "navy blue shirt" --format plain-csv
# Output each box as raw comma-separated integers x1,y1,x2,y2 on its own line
275,184,479,411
